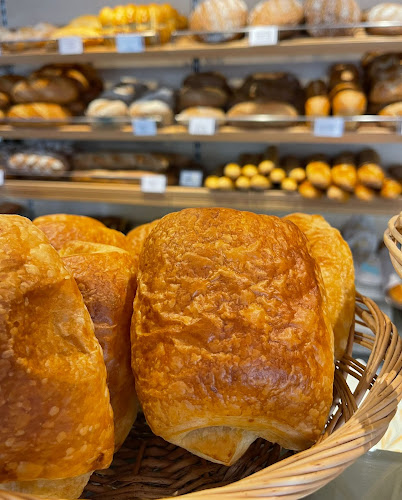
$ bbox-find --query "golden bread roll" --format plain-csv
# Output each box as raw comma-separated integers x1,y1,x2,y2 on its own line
380,178,402,199
286,213,355,359
281,177,298,191
126,219,161,264
357,164,385,190
306,161,332,190
298,180,323,199
224,163,241,180
7,103,71,121
327,185,350,202
354,184,376,201
331,89,367,116
331,164,357,192
250,174,271,190
258,160,275,175
216,176,234,190
59,241,138,450
249,0,304,26
33,214,129,252
241,164,258,178
235,175,251,190
204,175,220,189
289,167,306,183
0,215,114,497
132,208,334,465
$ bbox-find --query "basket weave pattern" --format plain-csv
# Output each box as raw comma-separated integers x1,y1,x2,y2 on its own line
384,212,402,278
0,294,401,500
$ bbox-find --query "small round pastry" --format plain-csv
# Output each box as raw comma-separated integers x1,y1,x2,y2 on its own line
298,180,323,199
331,164,357,192
224,163,242,180
99,6,114,26
249,0,303,27
289,167,306,183
270,167,286,184
305,80,330,117
176,106,226,123
129,100,173,126
366,3,402,36
380,178,402,199
305,0,362,37
86,99,128,117
327,185,350,202
250,174,272,191
332,89,367,116
306,161,332,190
281,177,298,192
204,175,220,189
242,164,258,178
217,176,235,190
357,164,385,190
235,175,251,190
258,159,275,175
354,183,376,201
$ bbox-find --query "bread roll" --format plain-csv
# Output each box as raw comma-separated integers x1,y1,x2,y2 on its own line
204,175,220,189
224,163,242,180
33,214,129,252
366,3,402,35
216,176,234,190
7,103,71,121
354,183,376,201
306,159,332,189
357,164,385,190
11,77,79,105
289,167,306,183
177,106,226,122
235,175,251,190
242,164,258,178
285,213,354,359
86,99,128,117
0,92,10,110
305,80,330,117
227,101,298,128
327,184,350,202
332,89,367,116
259,146,278,175
250,174,271,190
331,164,357,192
0,215,114,497
129,100,173,126
380,178,402,199
126,219,161,264
298,180,323,199
178,87,228,111
270,167,286,184
281,177,298,191
304,0,361,37
0,75,25,96
249,0,303,27
132,208,334,465
59,242,138,450
189,0,248,34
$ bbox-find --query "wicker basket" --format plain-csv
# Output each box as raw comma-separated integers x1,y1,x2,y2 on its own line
384,212,402,279
0,294,401,500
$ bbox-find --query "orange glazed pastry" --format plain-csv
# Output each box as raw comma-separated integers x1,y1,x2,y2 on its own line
132,208,334,466
0,215,114,499
126,219,160,268
286,213,355,359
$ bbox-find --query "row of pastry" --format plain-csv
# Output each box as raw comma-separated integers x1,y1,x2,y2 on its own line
0,207,354,498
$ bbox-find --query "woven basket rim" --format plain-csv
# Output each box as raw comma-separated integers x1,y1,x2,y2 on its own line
0,294,401,500
384,211,402,279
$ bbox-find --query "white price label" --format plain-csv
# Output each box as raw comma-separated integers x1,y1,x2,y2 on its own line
58,37,83,55
133,118,157,136
0,170,4,186
188,117,216,136
248,27,278,47
314,117,345,138
141,175,166,194
116,34,145,53
179,170,203,188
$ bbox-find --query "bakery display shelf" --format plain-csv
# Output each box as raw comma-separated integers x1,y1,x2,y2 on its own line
1,33,402,66
2,180,400,215
0,123,400,144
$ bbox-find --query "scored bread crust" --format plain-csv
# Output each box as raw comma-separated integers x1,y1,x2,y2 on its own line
60,241,138,450
33,214,129,252
0,215,114,482
132,208,334,465
126,219,160,271
285,213,355,360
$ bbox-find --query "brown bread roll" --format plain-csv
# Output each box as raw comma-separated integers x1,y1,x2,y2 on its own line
59,241,138,450
304,0,362,37
281,177,298,191
178,87,228,111
270,167,286,184
0,215,114,498
305,80,330,116
33,214,129,252
331,163,357,192
329,64,366,117
285,213,355,359
129,100,173,126
176,106,226,122
12,77,80,105
366,3,402,36
0,75,25,96
0,92,9,110
227,101,298,128
7,103,71,120
249,0,303,38
132,208,334,465
86,99,128,117
357,149,384,189
289,167,306,183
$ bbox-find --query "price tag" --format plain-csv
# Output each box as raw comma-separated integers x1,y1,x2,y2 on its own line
179,170,203,188
141,175,166,194
132,118,157,136
314,117,344,138
0,170,4,186
248,27,278,47
58,37,83,55
116,34,145,53
188,117,216,136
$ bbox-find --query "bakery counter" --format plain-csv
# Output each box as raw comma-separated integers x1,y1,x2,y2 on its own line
0,123,401,144
1,33,402,67
2,180,401,215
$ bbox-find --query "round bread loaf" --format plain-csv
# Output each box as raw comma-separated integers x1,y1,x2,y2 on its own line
86,98,128,117
129,100,173,126
189,0,248,33
249,0,303,26
304,0,361,37
366,3,402,35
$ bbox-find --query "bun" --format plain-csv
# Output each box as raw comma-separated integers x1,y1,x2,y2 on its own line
332,90,367,116
189,0,248,34
331,164,357,192
59,241,138,450
178,87,228,111
306,160,331,189
380,178,402,199
327,184,350,202
7,103,71,120
281,177,298,191
11,77,79,104
285,213,355,359
0,215,114,497
132,208,333,465
249,0,303,26
224,163,242,180
304,0,361,37
305,80,330,116
33,214,129,251
366,3,402,35
250,174,271,190
129,100,173,126
86,99,128,117
298,180,323,199
289,167,306,183
227,101,297,128
177,106,226,121
354,183,376,201
235,175,251,190
357,164,385,190
0,75,25,95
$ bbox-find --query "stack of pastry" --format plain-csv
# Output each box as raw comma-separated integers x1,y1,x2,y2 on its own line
0,207,355,493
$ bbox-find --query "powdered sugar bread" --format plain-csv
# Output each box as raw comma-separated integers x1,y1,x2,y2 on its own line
305,0,361,37
249,0,304,27
366,3,402,35
190,0,248,33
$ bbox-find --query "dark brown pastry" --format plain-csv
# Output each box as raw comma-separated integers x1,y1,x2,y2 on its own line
0,75,25,96
0,91,10,110
305,80,330,116
183,72,230,93
11,76,80,105
178,87,228,111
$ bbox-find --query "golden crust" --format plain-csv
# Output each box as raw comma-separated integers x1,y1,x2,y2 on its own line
132,208,334,465
285,213,355,359
60,242,138,450
126,220,160,269
33,214,129,252
0,215,114,483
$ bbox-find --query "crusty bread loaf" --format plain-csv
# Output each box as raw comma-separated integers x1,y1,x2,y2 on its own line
33,214,129,252
7,103,71,120
305,0,361,37
0,215,114,497
285,213,355,359
126,219,160,267
129,100,173,126
249,0,303,26
11,77,79,105
190,0,248,32
132,208,334,465
86,99,128,117
59,241,138,450
366,3,402,36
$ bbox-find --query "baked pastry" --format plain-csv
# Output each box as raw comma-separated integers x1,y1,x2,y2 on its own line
250,174,271,190
204,175,220,189
33,214,129,252
224,163,242,180
227,101,298,128
285,213,355,359
7,103,71,120
305,80,330,116
329,64,367,117
327,184,350,202
258,146,278,175
380,178,402,199
189,0,248,39
357,149,384,189
366,3,402,35
289,167,306,183
235,175,251,190
0,215,114,498
176,106,226,122
86,98,128,117
216,176,234,190
0,75,25,96
298,180,323,199
11,77,80,105
306,158,332,189
129,100,173,126
0,91,10,110
281,177,298,191
7,152,69,176
59,241,138,450
132,208,334,465
178,86,228,112
354,183,376,201
270,167,286,184
304,0,362,37
331,163,357,192
249,0,303,38
126,219,161,266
